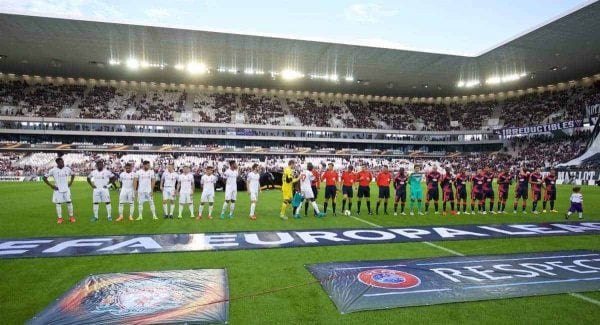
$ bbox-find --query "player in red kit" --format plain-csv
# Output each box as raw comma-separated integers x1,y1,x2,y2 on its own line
542,169,558,213
321,163,339,216
440,167,456,216
425,165,442,214
454,169,469,214
482,166,496,214
513,166,530,214
340,166,356,214
471,168,485,214
356,165,373,215
529,167,543,214
496,167,513,214
375,165,392,215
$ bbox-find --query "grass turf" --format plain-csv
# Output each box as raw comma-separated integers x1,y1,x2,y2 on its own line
1,181,599,324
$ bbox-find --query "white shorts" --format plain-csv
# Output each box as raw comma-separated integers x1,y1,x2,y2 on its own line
249,190,259,202
201,192,215,203
162,187,176,200
301,188,314,200
225,187,237,201
138,191,154,203
179,192,193,204
52,190,72,204
119,189,134,204
93,188,111,203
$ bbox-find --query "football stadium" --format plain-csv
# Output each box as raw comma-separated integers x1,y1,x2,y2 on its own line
1,0,600,324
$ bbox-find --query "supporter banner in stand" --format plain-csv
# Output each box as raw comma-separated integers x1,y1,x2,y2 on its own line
27,269,229,325
587,103,600,117
1,221,599,259
495,120,584,136
306,250,600,313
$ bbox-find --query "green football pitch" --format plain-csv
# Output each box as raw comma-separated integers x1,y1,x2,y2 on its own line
1,181,599,324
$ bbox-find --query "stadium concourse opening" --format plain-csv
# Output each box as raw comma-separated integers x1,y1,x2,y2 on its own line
2,1,600,324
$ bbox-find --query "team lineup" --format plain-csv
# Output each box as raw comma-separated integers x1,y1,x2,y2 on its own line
42,157,583,224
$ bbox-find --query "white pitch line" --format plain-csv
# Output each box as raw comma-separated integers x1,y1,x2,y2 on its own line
422,241,464,256
349,215,463,256
569,292,600,306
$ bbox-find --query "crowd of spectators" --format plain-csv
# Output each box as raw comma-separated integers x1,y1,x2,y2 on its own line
78,86,135,119
240,94,284,125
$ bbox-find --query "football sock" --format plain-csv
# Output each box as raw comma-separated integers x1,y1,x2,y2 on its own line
93,203,99,219
55,204,62,218
250,202,256,216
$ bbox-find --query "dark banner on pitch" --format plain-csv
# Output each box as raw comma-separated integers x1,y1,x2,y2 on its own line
28,269,229,324
495,120,584,137
1,222,599,259
307,250,600,313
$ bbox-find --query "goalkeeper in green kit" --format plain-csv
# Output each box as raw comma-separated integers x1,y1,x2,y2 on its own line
409,165,425,215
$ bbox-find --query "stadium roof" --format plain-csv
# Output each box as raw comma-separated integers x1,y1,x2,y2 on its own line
0,1,600,97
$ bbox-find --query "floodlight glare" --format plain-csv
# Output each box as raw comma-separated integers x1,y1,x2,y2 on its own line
140,61,150,68
281,69,304,80
108,59,120,65
174,64,184,70
187,62,207,74
345,76,354,82
126,58,139,70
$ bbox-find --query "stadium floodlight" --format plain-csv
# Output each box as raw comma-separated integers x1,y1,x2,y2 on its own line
329,74,339,82
174,64,184,70
345,76,354,82
281,69,304,80
108,59,120,65
485,76,501,85
187,62,207,74
245,69,264,75
125,58,139,70
228,68,238,74
457,81,466,88
140,61,150,68
217,67,227,72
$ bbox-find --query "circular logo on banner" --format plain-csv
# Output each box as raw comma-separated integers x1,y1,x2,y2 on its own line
357,269,421,289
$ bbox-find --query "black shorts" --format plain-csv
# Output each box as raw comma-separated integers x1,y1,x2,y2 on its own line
499,188,509,201
342,185,353,198
472,191,484,201
311,186,319,198
395,190,407,202
457,188,467,200
484,190,495,199
325,185,337,199
544,190,556,201
426,189,439,201
378,186,390,199
442,190,454,202
515,188,528,200
532,190,542,201
357,186,370,198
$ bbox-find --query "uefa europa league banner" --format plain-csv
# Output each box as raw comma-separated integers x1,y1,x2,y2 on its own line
27,269,229,325
307,250,600,313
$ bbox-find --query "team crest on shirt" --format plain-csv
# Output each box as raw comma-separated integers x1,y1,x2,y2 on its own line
357,269,421,289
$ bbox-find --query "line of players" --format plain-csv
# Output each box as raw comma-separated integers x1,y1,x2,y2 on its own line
43,158,261,223
281,162,559,217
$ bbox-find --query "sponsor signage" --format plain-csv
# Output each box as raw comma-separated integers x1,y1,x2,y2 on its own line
1,222,599,259
28,269,229,324
307,250,600,313
496,120,584,136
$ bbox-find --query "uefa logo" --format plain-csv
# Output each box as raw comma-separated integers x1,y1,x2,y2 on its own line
357,269,421,289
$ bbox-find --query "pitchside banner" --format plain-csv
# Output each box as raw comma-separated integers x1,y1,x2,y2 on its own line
1,222,599,259
307,250,600,313
28,269,229,324
495,120,584,136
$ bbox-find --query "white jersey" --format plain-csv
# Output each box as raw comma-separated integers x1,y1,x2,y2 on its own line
570,193,583,203
45,166,73,192
162,170,178,188
136,169,155,193
247,171,261,193
89,169,114,188
223,169,239,190
201,174,218,194
119,171,135,191
178,173,194,193
300,170,314,191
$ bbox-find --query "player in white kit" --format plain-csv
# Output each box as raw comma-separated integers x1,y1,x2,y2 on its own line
160,163,178,219
198,166,218,220
87,160,116,222
116,163,135,221
246,163,261,220
295,163,326,218
134,160,158,220
220,160,239,219
176,165,195,219
42,157,76,224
